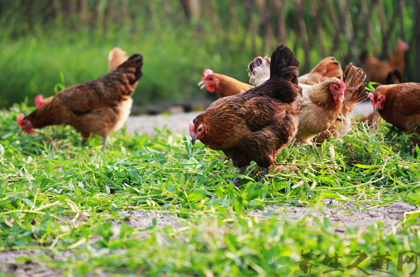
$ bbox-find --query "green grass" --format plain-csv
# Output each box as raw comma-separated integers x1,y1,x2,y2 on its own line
1,101,420,276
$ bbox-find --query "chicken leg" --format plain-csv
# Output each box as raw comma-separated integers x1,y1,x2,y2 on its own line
101,136,107,153
81,138,88,147
259,168,269,183
233,166,248,186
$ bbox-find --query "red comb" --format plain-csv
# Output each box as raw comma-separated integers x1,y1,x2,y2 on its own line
203,69,213,77
17,113,24,127
369,93,375,102
189,121,195,135
35,95,44,108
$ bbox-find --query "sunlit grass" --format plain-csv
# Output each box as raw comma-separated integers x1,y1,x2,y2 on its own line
1,102,420,276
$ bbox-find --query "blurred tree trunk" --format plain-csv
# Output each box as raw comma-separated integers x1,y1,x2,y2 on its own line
360,0,380,56
79,0,89,26
53,0,62,16
120,0,131,27
190,0,200,19
412,0,420,82
273,0,288,45
327,0,344,60
310,0,326,57
352,0,365,41
179,0,191,23
338,0,356,64
245,0,258,57
377,0,390,59
294,0,310,72
256,0,274,53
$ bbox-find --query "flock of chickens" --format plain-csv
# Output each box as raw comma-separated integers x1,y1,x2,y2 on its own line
17,40,418,185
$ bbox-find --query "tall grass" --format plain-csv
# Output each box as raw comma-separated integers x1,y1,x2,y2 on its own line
0,0,417,109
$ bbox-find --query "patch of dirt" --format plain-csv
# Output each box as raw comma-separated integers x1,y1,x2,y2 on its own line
124,103,373,137
249,199,418,233
0,249,61,277
125,112,201,136
2,201,416,276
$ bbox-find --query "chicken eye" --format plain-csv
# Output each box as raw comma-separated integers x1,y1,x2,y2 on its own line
198,127,203,132
209,77,213,81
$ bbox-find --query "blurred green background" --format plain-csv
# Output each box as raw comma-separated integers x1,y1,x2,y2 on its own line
0,0,419,111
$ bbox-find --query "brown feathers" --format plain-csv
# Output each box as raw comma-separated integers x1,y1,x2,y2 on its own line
21,54,144,149
191,44,300,171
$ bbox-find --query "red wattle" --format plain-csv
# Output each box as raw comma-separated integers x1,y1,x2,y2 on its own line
207,86,216,93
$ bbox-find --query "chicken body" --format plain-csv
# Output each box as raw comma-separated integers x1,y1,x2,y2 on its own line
198,69,254,97
248,56,343,88
18,54,143,151
247,54,346,144
361,40,407,84
357,70,401,129
190,44,301,185
35,48,129,108
370,83,420,146
314,64,367,143
295,78,345,144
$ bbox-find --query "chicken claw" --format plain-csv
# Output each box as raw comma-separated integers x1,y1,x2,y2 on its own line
233,166,248,187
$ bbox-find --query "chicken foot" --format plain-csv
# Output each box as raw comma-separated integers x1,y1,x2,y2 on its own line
233,166,248,187
259,168,269,183
102,136,107,153
81,138,88,147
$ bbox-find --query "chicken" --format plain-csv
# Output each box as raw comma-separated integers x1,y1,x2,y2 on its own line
248,56,343,87
357,69,401,129
361,40,408,84
18,54,143,152
190,44,300,185
295,78,346,144
198,69,254,98
314,64,367,143
369,83,420,147
35,47,129,108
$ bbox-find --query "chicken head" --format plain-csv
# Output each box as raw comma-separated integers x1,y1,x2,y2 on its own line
330,79,346,102
189,120,207,144
198,69,220,93
369,93,385,111
17,114,36,134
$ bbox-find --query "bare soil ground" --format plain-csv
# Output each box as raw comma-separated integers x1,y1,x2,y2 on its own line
1,200,417,276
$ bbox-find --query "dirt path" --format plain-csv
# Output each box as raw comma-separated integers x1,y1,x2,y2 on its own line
126,103,373,136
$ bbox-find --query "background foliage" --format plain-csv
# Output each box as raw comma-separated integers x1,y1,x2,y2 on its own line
0,0,419,110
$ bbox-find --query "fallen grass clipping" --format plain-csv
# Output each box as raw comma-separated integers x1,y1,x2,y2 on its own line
1,102,420,276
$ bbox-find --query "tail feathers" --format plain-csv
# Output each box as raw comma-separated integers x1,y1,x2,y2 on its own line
117,54,144,85
385,69,402,84
269,44,299,85
342,63,368,114
108,48,128,72
248,44,300,104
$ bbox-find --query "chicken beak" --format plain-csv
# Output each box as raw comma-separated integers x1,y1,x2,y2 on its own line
198,80,206,89
191,135,198,145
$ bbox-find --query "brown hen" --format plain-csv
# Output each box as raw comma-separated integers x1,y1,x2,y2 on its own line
190,44,300,185
18,54,143,152
314,64,368,143
369,83,420,147
361,40,407,84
